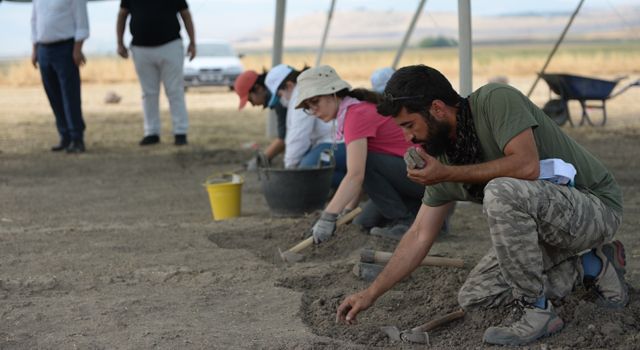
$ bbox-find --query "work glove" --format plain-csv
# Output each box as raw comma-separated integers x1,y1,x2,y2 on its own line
245,157,259,171
311,211,338,244
404,146,426,170
245,151,269,171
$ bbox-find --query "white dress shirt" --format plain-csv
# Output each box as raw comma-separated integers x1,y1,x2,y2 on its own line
284,86,335,168
31,0,90,44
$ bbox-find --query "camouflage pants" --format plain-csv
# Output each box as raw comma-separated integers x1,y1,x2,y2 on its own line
458,177,622,308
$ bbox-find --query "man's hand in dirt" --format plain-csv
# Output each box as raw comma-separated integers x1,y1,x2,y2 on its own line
311,211,337,244
336,289,376,325
406,147,448,186
117,44,129,59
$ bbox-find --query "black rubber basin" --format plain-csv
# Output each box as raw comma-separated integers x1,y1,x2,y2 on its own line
258,165,334,217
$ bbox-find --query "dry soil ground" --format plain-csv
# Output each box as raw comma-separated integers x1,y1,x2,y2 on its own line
0,81,639,349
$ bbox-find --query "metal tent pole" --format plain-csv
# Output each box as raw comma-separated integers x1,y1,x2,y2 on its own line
315,0,336,66
527,0,585,98
392,0,427,69
267,0,286,138
272,0,286,66
457,0,472,97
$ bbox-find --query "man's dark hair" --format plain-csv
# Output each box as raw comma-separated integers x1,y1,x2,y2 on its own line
377,65,460,117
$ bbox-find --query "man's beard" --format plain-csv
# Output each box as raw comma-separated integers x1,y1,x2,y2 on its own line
413,112,453,157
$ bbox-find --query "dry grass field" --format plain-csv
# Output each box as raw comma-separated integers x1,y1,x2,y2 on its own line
1,45,640,349
1,43,639,152
2,42,639,86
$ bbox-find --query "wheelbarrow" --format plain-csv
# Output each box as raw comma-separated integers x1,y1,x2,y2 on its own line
539,73,640,127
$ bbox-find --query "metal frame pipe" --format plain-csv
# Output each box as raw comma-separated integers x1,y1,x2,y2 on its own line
272,0,286,66
268,0,287,137
457,0,472,97
392,0,427,70
527,0,585,97
315,0,336,66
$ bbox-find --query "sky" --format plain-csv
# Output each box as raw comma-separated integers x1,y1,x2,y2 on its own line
0,0,635,59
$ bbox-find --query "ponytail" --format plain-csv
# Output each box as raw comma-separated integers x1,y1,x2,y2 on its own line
335,88,383,105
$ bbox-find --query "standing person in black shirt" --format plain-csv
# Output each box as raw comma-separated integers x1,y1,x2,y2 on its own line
116,0,196,146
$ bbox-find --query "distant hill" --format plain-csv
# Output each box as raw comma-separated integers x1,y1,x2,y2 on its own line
232,5,640,51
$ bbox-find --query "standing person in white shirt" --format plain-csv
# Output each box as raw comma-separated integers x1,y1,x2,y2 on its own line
265,64,347,187
31,0,89,153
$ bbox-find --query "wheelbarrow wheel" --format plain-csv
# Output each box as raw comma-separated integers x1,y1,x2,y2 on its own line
543,99,569,126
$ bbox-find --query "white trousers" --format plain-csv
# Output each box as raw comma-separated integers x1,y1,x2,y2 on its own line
131,39,188,136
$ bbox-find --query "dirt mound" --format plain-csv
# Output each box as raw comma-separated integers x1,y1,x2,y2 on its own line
208,201,640,348
174,148,253,168
285,259,640,348
207,216,314,264
0,275,61,295
206,213,398,265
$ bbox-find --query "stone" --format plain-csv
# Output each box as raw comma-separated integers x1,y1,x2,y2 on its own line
104,91,122,104
601,322,623,337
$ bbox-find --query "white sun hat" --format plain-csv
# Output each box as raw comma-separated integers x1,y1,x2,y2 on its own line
370,67,395,93
294,65,351,109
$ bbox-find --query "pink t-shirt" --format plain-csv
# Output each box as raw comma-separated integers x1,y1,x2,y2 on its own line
343,102,412,157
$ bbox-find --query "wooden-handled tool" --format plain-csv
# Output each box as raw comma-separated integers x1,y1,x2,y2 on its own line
411,309,465,333
279,207,362,263
381,309,465,345
360,249,464,268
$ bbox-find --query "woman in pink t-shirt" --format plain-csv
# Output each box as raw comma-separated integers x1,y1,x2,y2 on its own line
294,65,425,244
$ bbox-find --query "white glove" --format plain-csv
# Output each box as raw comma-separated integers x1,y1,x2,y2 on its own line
245,151,269,172
311,211,338,244
245,157,258,171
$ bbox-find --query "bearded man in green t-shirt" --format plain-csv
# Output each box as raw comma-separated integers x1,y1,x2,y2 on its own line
336,65,627,346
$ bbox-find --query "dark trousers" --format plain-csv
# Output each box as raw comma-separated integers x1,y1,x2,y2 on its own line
299,142,347,188
37,39,85,142
362,151,424,221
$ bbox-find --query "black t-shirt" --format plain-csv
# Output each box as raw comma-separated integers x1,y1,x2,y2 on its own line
121,0,188,47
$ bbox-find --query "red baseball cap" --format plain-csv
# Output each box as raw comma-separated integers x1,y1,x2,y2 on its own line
234,70,259,110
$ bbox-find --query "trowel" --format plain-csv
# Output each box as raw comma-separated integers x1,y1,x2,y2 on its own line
381,309,465,345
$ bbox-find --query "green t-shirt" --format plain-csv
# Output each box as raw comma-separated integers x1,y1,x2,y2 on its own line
423,83,623,214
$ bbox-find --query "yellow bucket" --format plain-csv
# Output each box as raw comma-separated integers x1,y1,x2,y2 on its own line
204,173,244,220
